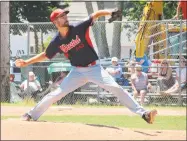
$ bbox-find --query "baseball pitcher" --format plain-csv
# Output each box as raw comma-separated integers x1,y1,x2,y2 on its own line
15,8,157,124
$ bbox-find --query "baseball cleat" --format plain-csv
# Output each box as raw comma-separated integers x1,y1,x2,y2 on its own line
142,109,157,124
21,113,32,121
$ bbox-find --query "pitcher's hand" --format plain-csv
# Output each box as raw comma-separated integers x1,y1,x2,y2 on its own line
15,59,28,67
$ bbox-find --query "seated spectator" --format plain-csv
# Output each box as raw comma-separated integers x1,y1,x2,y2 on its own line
134,51,150,73
149,59,161,74
10,74,15,82
106,57,123,82
157,59,175,92
161,57,187,95
123,73,130,86
131,65,151,106
20,71,42,99
10,74,23,103
127,60,136,75
116,73,130,86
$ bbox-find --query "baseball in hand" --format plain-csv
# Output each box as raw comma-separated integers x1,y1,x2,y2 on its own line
15,59,27,67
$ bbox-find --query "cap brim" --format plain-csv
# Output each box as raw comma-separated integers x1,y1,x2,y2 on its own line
55,10,69,19
64,10,69,14
59,10,69,16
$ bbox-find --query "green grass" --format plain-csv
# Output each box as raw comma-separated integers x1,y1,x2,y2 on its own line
1,115,186,130
1,102,186,110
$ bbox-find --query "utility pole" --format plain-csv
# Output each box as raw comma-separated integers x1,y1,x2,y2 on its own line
0,1,10,102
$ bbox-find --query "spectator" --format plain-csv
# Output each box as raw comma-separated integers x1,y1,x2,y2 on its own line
157,59,175,92
134,51,150,73
127,60,136,75
20,71,41,91
150,59,161,74
106,57,123,82
20,71,42,99
161,57,186,95
122,73,130,86
131,65,151,106
173,1,187,20
10,74,22,103
10,74,15,82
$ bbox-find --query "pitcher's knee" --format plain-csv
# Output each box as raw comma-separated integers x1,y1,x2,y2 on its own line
45,88,65,101
44,93,61,102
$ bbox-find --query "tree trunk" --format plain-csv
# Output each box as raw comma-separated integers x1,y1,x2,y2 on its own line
96,1,110,58
0,2,10,102
85,2,110,58
41,29,45,52
111,1,124,59
33,27,39,54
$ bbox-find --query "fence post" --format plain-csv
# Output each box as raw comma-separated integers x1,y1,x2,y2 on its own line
26,23,30,95
165,22,168,59
177,20,183,106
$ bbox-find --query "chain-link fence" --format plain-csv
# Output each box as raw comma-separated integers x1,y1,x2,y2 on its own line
1,20,186,106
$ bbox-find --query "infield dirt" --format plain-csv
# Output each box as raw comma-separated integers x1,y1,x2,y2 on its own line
1,106,186,140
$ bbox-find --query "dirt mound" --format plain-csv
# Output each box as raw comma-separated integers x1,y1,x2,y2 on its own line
1,119,186,140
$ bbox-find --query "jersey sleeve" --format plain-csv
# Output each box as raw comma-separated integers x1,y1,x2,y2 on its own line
45,39,62,59
76,15,93,31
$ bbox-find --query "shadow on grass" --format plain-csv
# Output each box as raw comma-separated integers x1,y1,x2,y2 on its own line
36,120,122,131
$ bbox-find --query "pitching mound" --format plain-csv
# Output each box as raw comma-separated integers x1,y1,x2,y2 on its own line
1,119,186,140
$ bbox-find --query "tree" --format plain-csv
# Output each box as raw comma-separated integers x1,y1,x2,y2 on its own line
38,36,52,53
111,1,124,58
122,1,178,40
96,1,110,58
0,2,10,102
123,1,178,21
10,1,69,53
85,2,110,58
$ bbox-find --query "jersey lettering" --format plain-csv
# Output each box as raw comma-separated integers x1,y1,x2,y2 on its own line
59,35,81,53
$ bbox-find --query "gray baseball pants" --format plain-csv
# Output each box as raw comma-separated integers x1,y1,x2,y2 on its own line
28,64,147,120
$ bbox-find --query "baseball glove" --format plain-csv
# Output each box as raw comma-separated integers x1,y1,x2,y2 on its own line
108,9,122,23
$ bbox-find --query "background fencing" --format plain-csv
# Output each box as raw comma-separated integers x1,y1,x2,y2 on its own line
1,20,187,106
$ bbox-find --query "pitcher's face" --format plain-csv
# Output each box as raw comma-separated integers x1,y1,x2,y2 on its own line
54,13,69,27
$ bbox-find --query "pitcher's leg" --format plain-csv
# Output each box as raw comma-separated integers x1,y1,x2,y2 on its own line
140,90,147,106
87,65,147,116
28,87,64,120
26,69,87,121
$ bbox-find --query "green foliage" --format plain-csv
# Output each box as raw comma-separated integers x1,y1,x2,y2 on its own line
122,1,146,21
9,1,70,54
38,36,52,53
10,1,69,23
122,1,178,41
163,1,178,19
122,1,178,20
10,1,69,35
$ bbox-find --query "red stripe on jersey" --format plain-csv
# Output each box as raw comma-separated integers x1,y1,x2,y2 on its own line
64,53,69,59
85,28,93,48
